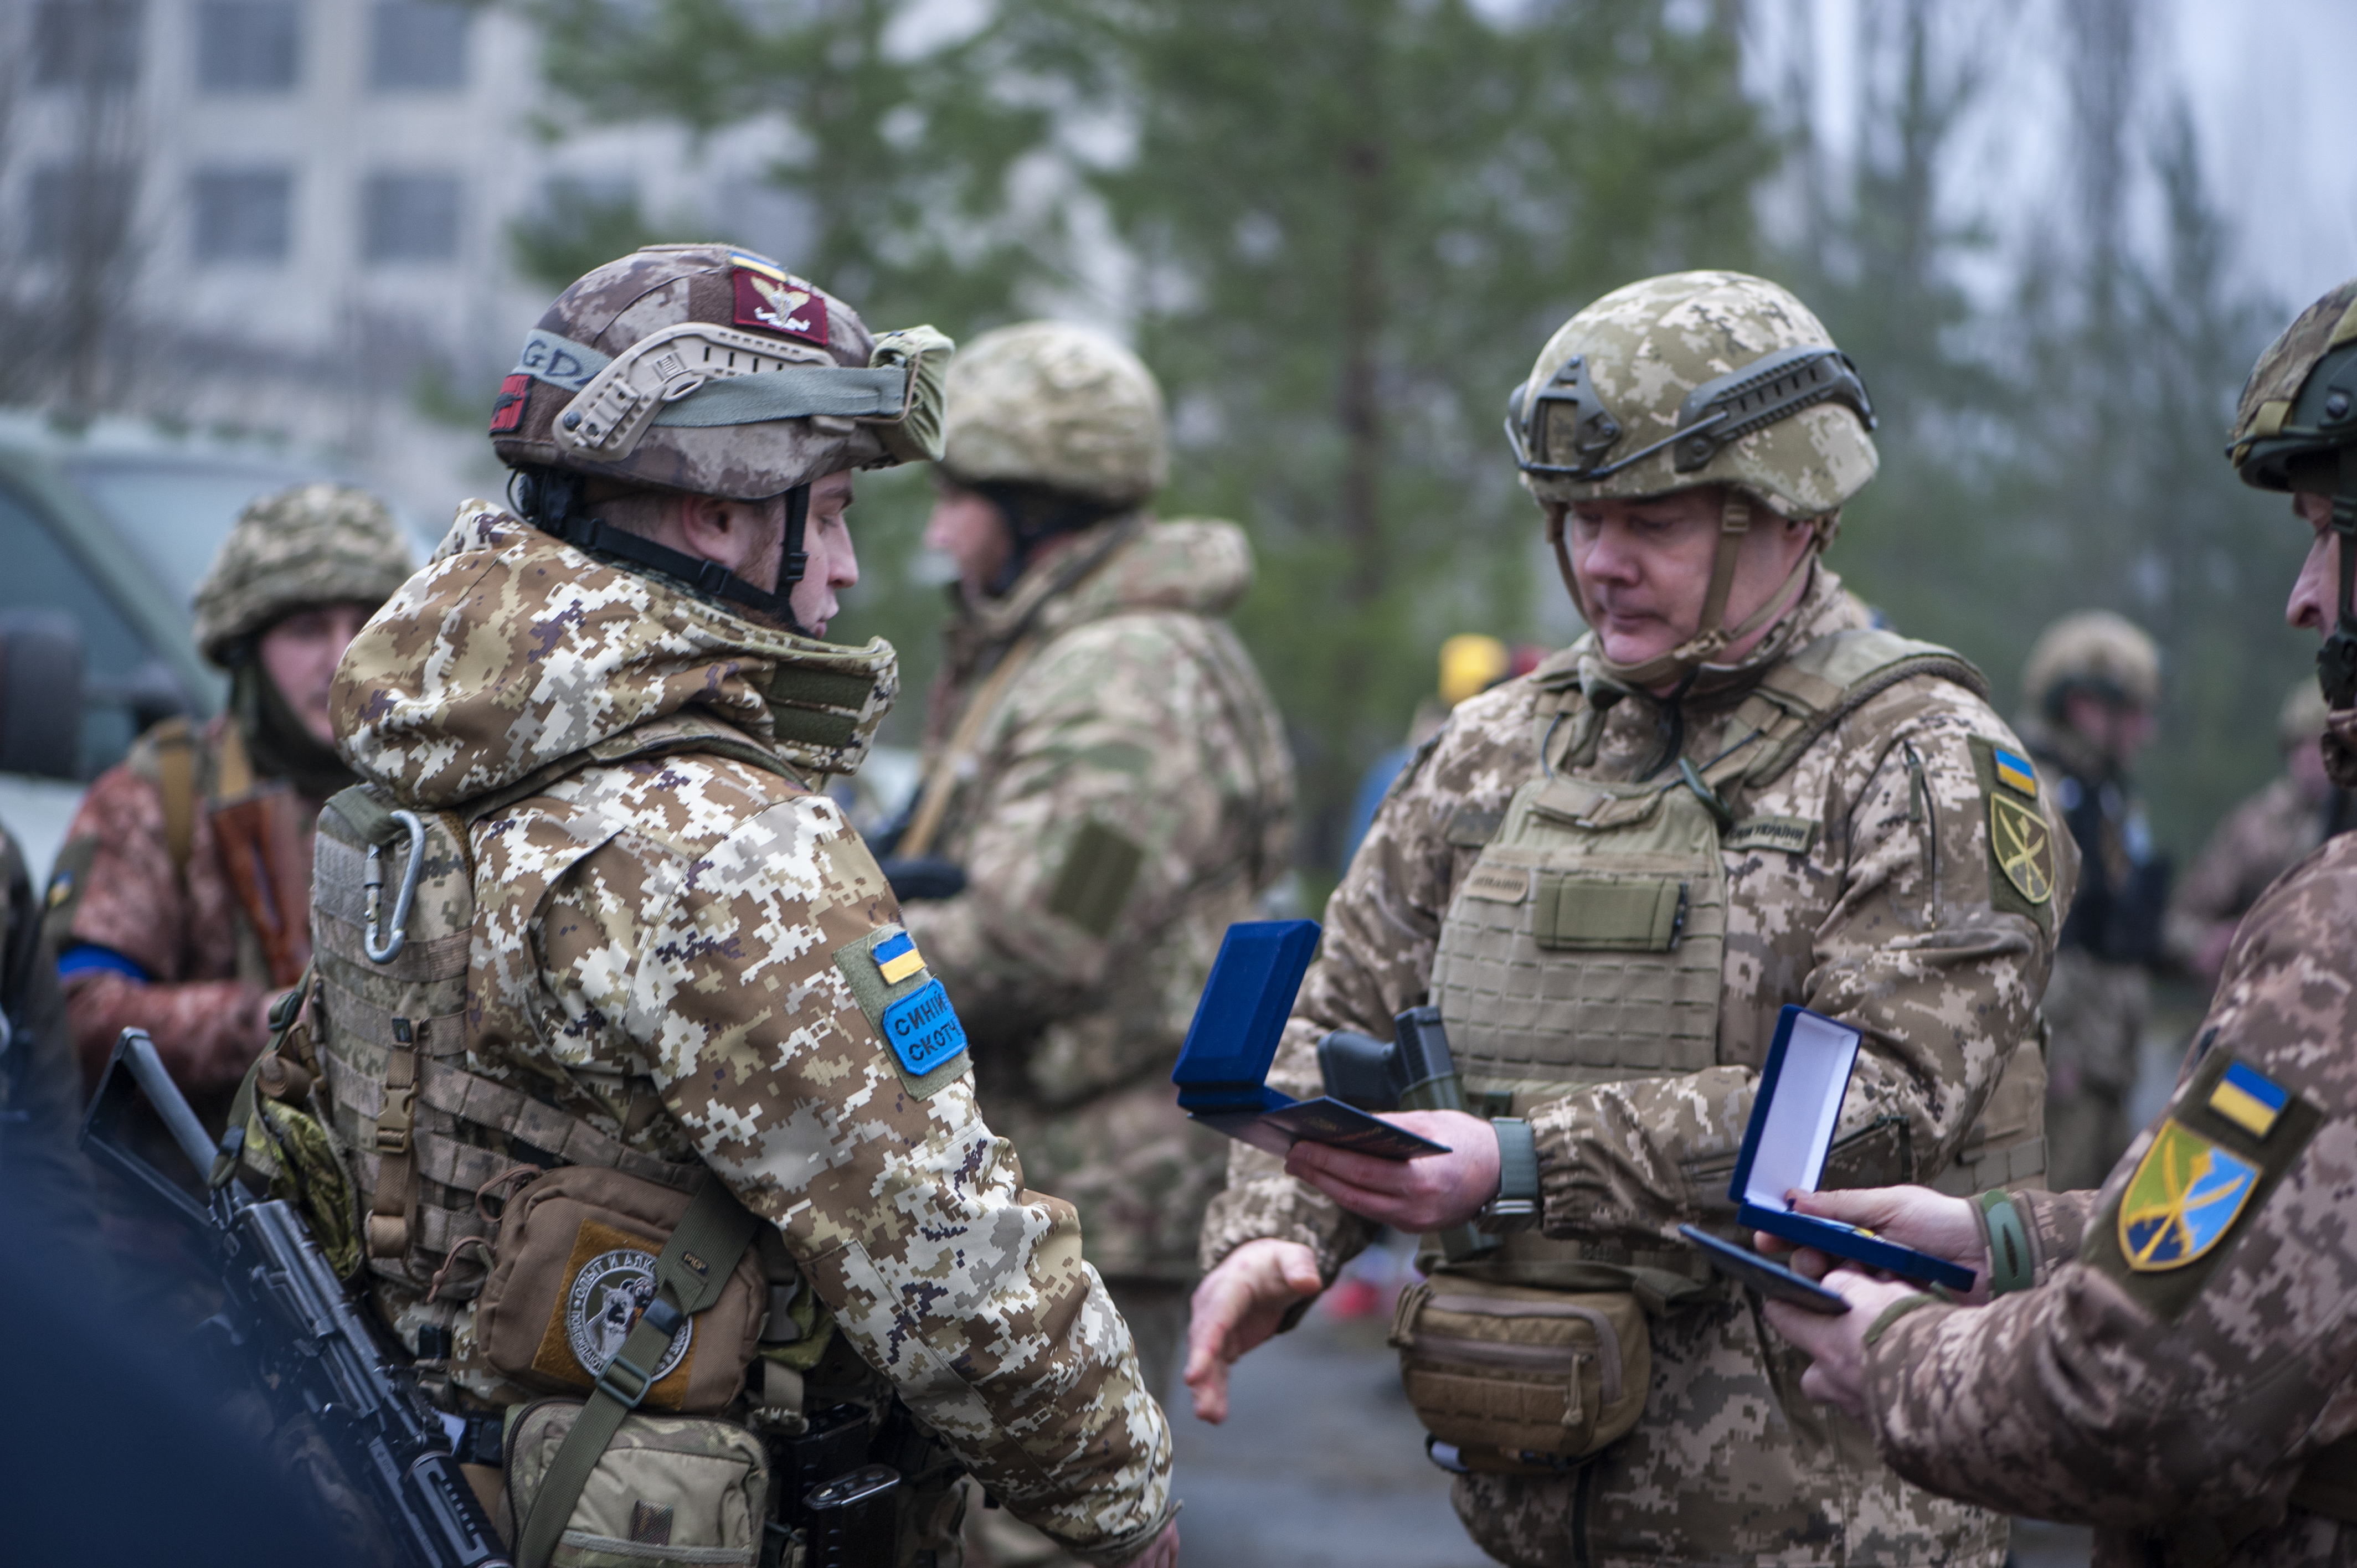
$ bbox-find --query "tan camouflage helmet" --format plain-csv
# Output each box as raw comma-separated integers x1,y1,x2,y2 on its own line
940,321,1169,508
1506,271,1879,686
489,243,953,502
192,481,415,664
2021,610,2161,718
2229,277,2357,496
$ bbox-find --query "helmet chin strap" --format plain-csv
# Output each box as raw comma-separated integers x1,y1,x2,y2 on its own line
1548,490,1825,691
513,468,816,636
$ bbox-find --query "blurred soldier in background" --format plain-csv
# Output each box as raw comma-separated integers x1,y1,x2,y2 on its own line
894,321,1295,1409
1341,635,1542,869
2017,610,2171,1193
44,483,413,1123
1187,271,2067,1568
1760,272,2357,1568
2166,677,2351,992
293,250,1175,1567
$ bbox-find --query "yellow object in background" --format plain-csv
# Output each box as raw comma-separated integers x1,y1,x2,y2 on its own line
1440,634,1512,707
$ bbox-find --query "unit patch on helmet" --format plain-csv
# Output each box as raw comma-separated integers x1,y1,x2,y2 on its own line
488,373,532,435
731,252,827,345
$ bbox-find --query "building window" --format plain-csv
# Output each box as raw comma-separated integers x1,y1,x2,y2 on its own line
193,169,292,262
26,166,138,259
197,2,300,93
362,172,460,262
33,0,144,89
368,1,468,91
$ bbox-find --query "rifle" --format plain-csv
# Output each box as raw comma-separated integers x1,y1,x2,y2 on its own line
80,1028,512,1568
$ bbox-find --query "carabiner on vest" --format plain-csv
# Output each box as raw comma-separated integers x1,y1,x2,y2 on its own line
363,810,429,963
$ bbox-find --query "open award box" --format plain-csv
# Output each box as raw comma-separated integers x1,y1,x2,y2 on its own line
1170,919,1449,1162
1682,1003,1976,1297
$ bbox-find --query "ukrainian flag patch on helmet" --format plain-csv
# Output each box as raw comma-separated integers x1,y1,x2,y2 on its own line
2118,1120,2260,1271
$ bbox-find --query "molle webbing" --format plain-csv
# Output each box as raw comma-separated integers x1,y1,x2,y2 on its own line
311,783,699,1292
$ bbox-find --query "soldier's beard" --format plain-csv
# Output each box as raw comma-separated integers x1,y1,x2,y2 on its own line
2322,705,2357,790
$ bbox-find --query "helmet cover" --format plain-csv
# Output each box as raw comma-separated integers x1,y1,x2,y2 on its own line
940,321,1168,508
2021,610,2160,715
193,482,415,665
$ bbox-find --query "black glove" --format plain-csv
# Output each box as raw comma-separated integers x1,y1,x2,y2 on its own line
877,857,968,902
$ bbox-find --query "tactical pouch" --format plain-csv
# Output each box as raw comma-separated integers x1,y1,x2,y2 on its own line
475,1165,770,1415
505,1398,770,1568
1389,1276,1650,1472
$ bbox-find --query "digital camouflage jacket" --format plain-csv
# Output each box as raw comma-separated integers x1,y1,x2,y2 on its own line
331,502,1175,1562
1201,567,2074,1567
1865,831,2357,1567
2165,772,2346,978
900,516,1294,1282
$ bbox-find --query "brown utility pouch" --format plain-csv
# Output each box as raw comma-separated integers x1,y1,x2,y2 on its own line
475,1167,769,1415
505,1399,770,1568
1390,1276,1650,1472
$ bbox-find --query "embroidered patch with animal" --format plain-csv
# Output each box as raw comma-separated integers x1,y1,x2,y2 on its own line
732,254,827,345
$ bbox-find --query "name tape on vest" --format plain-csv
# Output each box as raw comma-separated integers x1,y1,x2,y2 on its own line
1461,863,1532,904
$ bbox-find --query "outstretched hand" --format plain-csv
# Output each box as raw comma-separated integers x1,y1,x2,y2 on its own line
1756,1184,1991,1304
1183,1239,1322,1424
1280,1110,1501,1233
1762,1267,1924,1422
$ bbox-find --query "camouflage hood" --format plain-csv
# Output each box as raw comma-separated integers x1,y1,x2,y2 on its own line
333,501,897,809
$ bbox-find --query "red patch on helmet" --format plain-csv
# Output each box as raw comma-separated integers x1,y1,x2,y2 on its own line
732,269,828,345
488,373,532,434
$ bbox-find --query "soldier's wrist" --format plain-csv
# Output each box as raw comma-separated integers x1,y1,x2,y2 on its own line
1479,1117,1540,1234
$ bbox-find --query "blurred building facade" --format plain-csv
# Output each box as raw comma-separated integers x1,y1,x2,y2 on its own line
0,0,800,521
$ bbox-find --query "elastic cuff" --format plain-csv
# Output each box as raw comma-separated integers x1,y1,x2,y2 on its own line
1863,1292,1943,1347
1063,1495,1181,1566
1974,1189,2034,1296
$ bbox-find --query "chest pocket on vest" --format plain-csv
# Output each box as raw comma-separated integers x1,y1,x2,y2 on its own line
1431,776,1728,1088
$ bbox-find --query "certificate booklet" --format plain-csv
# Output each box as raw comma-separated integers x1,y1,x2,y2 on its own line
1172,920,1449,1162
1710,1004,1977,1293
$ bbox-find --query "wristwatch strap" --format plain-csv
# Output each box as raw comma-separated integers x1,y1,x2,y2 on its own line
1975,1189,2034,1296
1480,1117,1540,1233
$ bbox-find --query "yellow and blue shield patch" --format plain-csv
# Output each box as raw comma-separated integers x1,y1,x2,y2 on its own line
2118,1120,2261,1271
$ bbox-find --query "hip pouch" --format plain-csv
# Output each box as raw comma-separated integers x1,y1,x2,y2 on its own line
475,1165,770,1415
1389,1276,1650,1473
506,1397,770,1568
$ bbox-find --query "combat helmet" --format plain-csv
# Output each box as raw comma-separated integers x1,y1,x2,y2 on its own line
193,482,415,666
2230,277,2357,710
1505,270,1878,688
488,243,952,634
2021,610,2161,723
939,321,1166,592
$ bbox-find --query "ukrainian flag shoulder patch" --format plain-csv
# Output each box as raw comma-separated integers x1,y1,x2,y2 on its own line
1992,746,2039,799
873,930,927,986
2209,1059,2290,1139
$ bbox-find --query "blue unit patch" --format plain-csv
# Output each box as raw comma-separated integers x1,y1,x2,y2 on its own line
880,979,967,1081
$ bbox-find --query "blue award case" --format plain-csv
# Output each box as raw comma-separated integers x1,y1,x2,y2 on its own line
1171,920,1448,1162
1728,1005,1977,1293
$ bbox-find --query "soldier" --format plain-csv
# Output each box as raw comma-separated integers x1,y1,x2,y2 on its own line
2016,610,2171,1193
1758,275,2357,1568
45,483,414,1121
891,320,1294,1410
310,247,1175,1567
1185,271,2069,1568
2165,678,2350,989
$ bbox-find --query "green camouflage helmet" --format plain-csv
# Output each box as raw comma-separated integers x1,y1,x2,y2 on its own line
192,482,416,664
1507,270,1877,517
2229,277,2357,494
940,321,1168,508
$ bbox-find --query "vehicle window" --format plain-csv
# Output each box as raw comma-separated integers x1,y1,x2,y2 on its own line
0,483,186,777
62,458,320,606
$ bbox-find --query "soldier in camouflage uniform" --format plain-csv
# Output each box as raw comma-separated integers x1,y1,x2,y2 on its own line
1761,275,2357,1568
323,247,1176,1567
2016,611,2172,1194
1187,271,2069,1567
891,321,1294,1410
2165,678,2350,990
45,484,413,1120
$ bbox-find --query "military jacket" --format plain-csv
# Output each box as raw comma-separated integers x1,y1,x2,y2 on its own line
47,715,316,1107
2165,772,2349,977
330,503,1174,1561
900,515,1294,1282
1201,568,2073,1566
1865,831,2357,1567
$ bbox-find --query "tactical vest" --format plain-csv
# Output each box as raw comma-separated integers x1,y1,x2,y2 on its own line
1428,628,2048,1294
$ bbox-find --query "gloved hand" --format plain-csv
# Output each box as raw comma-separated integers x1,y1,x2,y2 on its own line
877,856,968,902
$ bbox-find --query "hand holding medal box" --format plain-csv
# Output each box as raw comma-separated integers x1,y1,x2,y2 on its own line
1679,1004,1977,1306
1171,920,1450,1162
